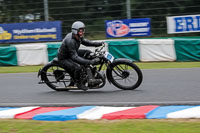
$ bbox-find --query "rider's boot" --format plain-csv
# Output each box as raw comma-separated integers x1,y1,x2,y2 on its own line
74,69,88,90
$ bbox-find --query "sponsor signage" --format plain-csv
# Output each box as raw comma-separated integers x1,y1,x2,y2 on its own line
105,18,151,38
167,14,200,34
0,21,62,43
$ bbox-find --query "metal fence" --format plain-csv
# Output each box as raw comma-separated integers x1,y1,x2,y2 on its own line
0,0,200,40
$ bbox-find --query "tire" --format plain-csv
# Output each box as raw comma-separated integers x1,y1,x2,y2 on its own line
41,63,71,91
107,60,143,90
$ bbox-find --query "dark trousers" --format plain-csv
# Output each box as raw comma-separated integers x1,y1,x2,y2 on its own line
58,49,91,81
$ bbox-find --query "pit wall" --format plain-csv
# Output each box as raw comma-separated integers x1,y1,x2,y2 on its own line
0,38,200,66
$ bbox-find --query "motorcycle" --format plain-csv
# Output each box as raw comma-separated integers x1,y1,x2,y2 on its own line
38,43,143,91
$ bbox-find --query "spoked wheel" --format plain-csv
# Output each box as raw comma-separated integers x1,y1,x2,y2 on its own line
41,64,72,91
109,61,143,90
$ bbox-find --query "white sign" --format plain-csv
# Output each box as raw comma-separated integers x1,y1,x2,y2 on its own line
167,14,200,34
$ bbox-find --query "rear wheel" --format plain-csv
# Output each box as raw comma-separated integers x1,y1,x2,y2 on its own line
41,64,71,91
108,61,143,90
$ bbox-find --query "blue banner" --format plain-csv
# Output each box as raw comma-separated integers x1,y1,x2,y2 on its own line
0,21,62,43
105,18,151,38
167,14,200,34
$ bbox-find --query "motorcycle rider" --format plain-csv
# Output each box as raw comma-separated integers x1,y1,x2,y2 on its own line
57,21,104,90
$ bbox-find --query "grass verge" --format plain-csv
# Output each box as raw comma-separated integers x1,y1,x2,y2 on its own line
0,119,200,133
0,61,199,73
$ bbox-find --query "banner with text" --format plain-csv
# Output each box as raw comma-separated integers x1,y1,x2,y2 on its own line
0,21,62,43
105,18,151,38
167,14,200,34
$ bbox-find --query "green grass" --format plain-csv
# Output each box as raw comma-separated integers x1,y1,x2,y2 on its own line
135,61,200,69
0,62,199,73
0,119,200,133
0,65,42,73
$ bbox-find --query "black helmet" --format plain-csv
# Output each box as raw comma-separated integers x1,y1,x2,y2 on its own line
71,21,85,35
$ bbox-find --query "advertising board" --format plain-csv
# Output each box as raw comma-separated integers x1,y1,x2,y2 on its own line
0,21,62,43
105,18,151,38
167,14,200,34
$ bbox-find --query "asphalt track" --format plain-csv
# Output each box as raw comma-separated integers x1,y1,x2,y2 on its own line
0,68,200,107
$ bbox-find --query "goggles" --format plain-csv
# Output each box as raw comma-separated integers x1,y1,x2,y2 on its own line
78,28,85,33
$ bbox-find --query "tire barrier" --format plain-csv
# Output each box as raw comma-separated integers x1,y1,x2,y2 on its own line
0,37,200,66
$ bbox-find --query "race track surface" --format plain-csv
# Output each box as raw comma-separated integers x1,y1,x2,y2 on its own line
0,68,200,106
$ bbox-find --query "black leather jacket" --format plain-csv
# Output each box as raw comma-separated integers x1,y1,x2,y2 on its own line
57,32,102,65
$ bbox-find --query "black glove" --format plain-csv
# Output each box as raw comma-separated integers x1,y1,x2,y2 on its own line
95,42,104,47
90,58,100,65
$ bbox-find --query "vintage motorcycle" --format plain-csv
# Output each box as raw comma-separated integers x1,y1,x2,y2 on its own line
38,44,143,91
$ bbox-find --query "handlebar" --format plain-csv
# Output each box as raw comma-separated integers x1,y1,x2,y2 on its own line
95,42,107,53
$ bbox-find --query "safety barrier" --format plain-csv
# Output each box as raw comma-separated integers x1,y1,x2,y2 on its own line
0,38,200,66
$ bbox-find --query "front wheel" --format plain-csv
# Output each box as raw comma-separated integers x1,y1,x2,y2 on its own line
107,60,143,90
